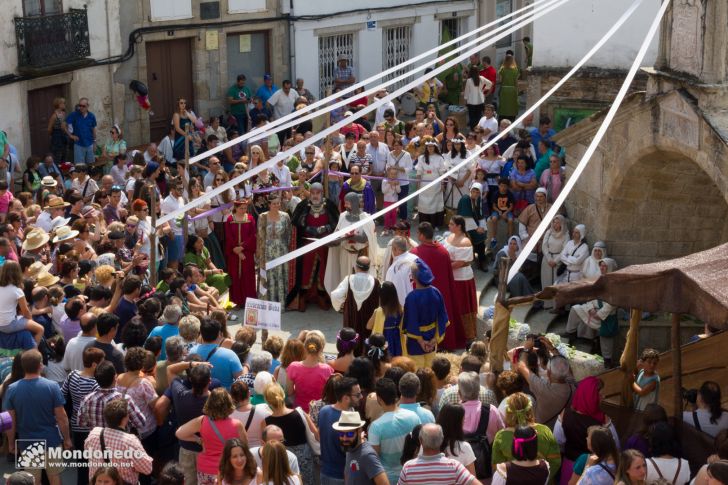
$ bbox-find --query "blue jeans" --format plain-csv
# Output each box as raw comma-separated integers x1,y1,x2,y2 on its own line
73,144,95,165
320,474,345,485
234,114,248,134
398,184,409,220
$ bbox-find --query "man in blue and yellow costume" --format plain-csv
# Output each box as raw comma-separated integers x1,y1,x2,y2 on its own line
402,258,449,367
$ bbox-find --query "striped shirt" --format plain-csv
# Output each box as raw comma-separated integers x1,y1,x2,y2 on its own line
61,370,99,432
398,453,476,485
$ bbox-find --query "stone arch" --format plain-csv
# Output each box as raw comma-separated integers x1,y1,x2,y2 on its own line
603,150,728,266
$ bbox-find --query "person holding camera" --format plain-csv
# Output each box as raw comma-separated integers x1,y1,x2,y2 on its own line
683,381,728,438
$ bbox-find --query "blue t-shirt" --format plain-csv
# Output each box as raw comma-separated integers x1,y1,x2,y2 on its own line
530,127,556,157
256,84,279,105
269,358,281,374
147,324,180,360
65,110,97,147
190,343,243,389
3,377,65,449
400,402,435,424
318,405,346,479
113,298,137,342
367,408,421,483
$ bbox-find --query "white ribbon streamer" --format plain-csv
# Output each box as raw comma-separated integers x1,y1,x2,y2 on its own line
186,0,556,165
266,0,646,271
507,0,670,284
157,0,571,227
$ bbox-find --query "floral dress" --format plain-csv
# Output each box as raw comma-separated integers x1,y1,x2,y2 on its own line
256,211,291,307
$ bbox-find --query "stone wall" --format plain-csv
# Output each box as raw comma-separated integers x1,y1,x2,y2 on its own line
525,67,648,127
554,89,728,267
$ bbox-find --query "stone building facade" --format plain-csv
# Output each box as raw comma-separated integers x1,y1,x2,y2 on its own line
554,0,728,266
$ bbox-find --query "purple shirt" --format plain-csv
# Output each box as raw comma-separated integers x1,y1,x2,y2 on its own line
60,316,81,343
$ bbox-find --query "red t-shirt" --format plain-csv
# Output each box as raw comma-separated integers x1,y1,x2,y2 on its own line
481,65,497,95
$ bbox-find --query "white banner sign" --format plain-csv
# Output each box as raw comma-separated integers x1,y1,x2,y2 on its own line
243,298,281,330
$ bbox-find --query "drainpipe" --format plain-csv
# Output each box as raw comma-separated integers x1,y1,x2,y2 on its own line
286,0,295,80
105,0,116,127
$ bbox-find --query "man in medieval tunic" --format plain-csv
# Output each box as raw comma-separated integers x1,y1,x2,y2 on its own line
402,258,449,368
288,183,340,311
330,256,380,355
456,182,489,271
338,163,376,214
410,221,465,351
324,192,378,296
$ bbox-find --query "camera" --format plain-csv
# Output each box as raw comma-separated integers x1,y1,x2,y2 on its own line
682,387,698,405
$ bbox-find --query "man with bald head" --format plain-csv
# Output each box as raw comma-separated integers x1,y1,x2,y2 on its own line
330,255,380,355
250,424,300,473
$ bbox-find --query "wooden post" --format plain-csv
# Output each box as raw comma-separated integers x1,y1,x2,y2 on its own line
149,183,158,287
182,124,190,246
672,313,682,428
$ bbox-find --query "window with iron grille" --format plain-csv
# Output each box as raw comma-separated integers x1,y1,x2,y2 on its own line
440,18,461,46
318,33,355,99
382,25,412,91
495,0,513,49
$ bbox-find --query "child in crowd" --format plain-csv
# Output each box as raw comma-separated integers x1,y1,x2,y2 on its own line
0,181,14,222
633,348,660,411
488,177,515,248
328,160,342,204
382,166,401,232
263,335,284,374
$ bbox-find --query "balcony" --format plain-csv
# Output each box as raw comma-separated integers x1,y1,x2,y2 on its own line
14,8,92,75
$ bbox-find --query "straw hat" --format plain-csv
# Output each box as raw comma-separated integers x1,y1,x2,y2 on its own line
52,226,79,243
41,176,57,187
43,198,70,210
36,272,60,288
332,410,366,431
22,229,50,251
27,261,52,279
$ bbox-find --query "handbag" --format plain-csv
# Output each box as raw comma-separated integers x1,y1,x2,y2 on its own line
295,406,320,456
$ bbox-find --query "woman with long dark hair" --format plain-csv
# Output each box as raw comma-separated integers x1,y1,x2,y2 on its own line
329,327,359,373
364,333,391,379
444,136,472,210
172,97,197,160
366,282,403,357
255,194,291,307
463,66,489,130
217,437,261,485
574,425,619,485
438,403,477,474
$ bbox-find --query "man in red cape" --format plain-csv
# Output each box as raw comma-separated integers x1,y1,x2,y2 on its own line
410,222,466,350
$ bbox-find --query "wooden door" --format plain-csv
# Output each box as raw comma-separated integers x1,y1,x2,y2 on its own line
146,38,194,143
28,83,66,158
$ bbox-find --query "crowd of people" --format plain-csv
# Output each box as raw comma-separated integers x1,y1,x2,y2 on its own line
0,49,726,485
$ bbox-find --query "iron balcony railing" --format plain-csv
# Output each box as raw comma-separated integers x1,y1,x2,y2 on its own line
15,7,91,72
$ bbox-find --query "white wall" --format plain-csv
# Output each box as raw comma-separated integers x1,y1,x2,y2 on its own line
292,1,475,98
533,0,659,68
0,1,24,75
292,0,456,17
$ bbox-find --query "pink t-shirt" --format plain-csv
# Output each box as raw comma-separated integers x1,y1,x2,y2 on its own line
198,416,240,475
286,361,334,412
0,191,13,213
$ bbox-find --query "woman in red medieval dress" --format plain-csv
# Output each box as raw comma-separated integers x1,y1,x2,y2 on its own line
225,198,257,308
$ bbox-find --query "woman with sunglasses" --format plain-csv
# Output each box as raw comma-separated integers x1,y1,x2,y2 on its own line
100,124,127,174
207,171,234,256
415,136,447,228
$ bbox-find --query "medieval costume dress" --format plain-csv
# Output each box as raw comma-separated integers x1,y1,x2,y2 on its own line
288,186,340,311
402,260,449,367
339,177,376,215
324,194,378,296
416,149,447,227
541,214,568,308
256,211,291,307
581,241,607,281
251,171,278,221
330,271,381,356
224,211,257,307
456,183,489,270
411,240,464,350
557,224,590,284
443,239,478,342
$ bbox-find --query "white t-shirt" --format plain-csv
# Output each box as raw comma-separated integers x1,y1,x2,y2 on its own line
161,195,185,236
271,164,292,187
386,151,413,186
683,409,728,438
0,285,23,326
478,116,499,136
645,457,690,485
267,89,298,121
231,404,272,447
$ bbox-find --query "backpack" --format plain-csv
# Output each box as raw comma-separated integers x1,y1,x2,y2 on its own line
649,457,682,485
464,404,492,479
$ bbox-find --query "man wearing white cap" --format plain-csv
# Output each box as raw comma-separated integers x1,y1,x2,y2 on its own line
333,410,388,485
